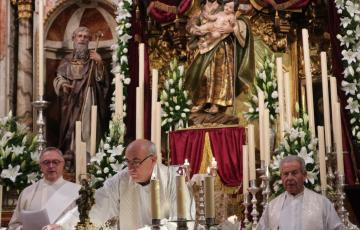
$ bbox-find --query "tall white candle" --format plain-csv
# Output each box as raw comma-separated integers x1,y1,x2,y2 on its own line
276,57,285,139
320,52,332,152
330,77,338,147
284,72,292,128
115,74,123,119
302,29,316,137
258,89,265,161
176,175,186,219
151,179,161,219
90,105,97,156
317,126,327,191
136,87,144,139
264,109,270,166
242,145,249,194
38,0,44,97
139,43,145,88
75,121,87,184
248,124,256,180
151,69,159,142
335,102,344,175
155,102,162,163
204,175,215,218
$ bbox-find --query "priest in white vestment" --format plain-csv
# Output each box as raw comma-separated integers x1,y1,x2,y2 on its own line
256,155,344,230
53,139,195,229
8,147,80,230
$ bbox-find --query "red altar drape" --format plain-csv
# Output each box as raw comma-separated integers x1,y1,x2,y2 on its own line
169,126,245,187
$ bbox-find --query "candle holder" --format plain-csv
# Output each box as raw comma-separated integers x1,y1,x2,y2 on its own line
32,96,49,153
198,180,206,226
151,219,161,230
260,165,271,208
205,217,215,229
336,174,348,225
248,180,260,227
242,192,250,229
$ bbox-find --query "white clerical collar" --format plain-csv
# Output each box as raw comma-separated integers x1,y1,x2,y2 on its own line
43,176,64,186
285,190,304,199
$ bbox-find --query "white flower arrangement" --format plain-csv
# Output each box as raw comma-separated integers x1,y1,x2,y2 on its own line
0,111,41,192
88,117,126,189
88,0,133,189
110,0,132,116
244,51,279,122
335,0,360,145
160,59,192,131
270,105,320,196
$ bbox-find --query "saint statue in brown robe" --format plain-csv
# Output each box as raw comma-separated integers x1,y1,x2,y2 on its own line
53,27,110,154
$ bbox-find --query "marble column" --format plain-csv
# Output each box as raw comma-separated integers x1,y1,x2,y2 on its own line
0,1,11,117
16,0,33,125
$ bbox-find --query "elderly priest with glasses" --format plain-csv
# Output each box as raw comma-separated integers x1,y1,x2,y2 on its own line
8,147,80,230
50,139,195,229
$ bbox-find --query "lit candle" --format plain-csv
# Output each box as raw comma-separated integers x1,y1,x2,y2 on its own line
242,145,249,194
284,72,292,128
204,174,215,218
320,52,331,152
90,105,97,156
155,102,162,163
136,87,144,139
247,124,256,180
335,102,344,175
75,121,87,184
115,74,123,119
276,57,285,139
264,109,270,166
38,0,44,97
176,175,186,219
302,28,315,137
330,77,338,147
151,179,161,219
317,126,327,191
184,158,190,167
258,89,265,161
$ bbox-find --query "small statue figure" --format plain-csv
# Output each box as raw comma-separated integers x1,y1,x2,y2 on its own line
75,175,95,230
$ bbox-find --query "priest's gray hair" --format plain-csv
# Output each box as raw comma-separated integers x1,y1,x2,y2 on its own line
280,155,306,174
40,147,64,159
149,142,157,156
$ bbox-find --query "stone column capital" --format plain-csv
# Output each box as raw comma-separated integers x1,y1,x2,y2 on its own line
12,0,32,19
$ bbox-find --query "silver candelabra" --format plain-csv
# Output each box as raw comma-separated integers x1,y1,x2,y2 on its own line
32,96,49,153
248,179,260,227
242,192,250,229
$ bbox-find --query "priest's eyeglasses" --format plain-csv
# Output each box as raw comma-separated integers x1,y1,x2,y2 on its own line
125,154,153,168
41,160,64,167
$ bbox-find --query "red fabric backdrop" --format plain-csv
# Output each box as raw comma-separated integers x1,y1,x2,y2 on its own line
169,127,246,187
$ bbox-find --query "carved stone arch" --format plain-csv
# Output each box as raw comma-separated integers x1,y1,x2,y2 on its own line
43,0,116,148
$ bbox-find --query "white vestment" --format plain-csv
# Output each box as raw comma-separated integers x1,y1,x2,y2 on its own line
57,163,195,229
8,177,80,230
256,188,344,230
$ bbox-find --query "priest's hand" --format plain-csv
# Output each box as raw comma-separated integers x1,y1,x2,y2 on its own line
42,224,60,230
90,50,102,63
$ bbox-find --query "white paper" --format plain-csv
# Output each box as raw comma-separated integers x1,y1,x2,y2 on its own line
20,208,50,230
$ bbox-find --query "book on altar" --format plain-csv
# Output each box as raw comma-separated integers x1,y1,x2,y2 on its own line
19,208,50,230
